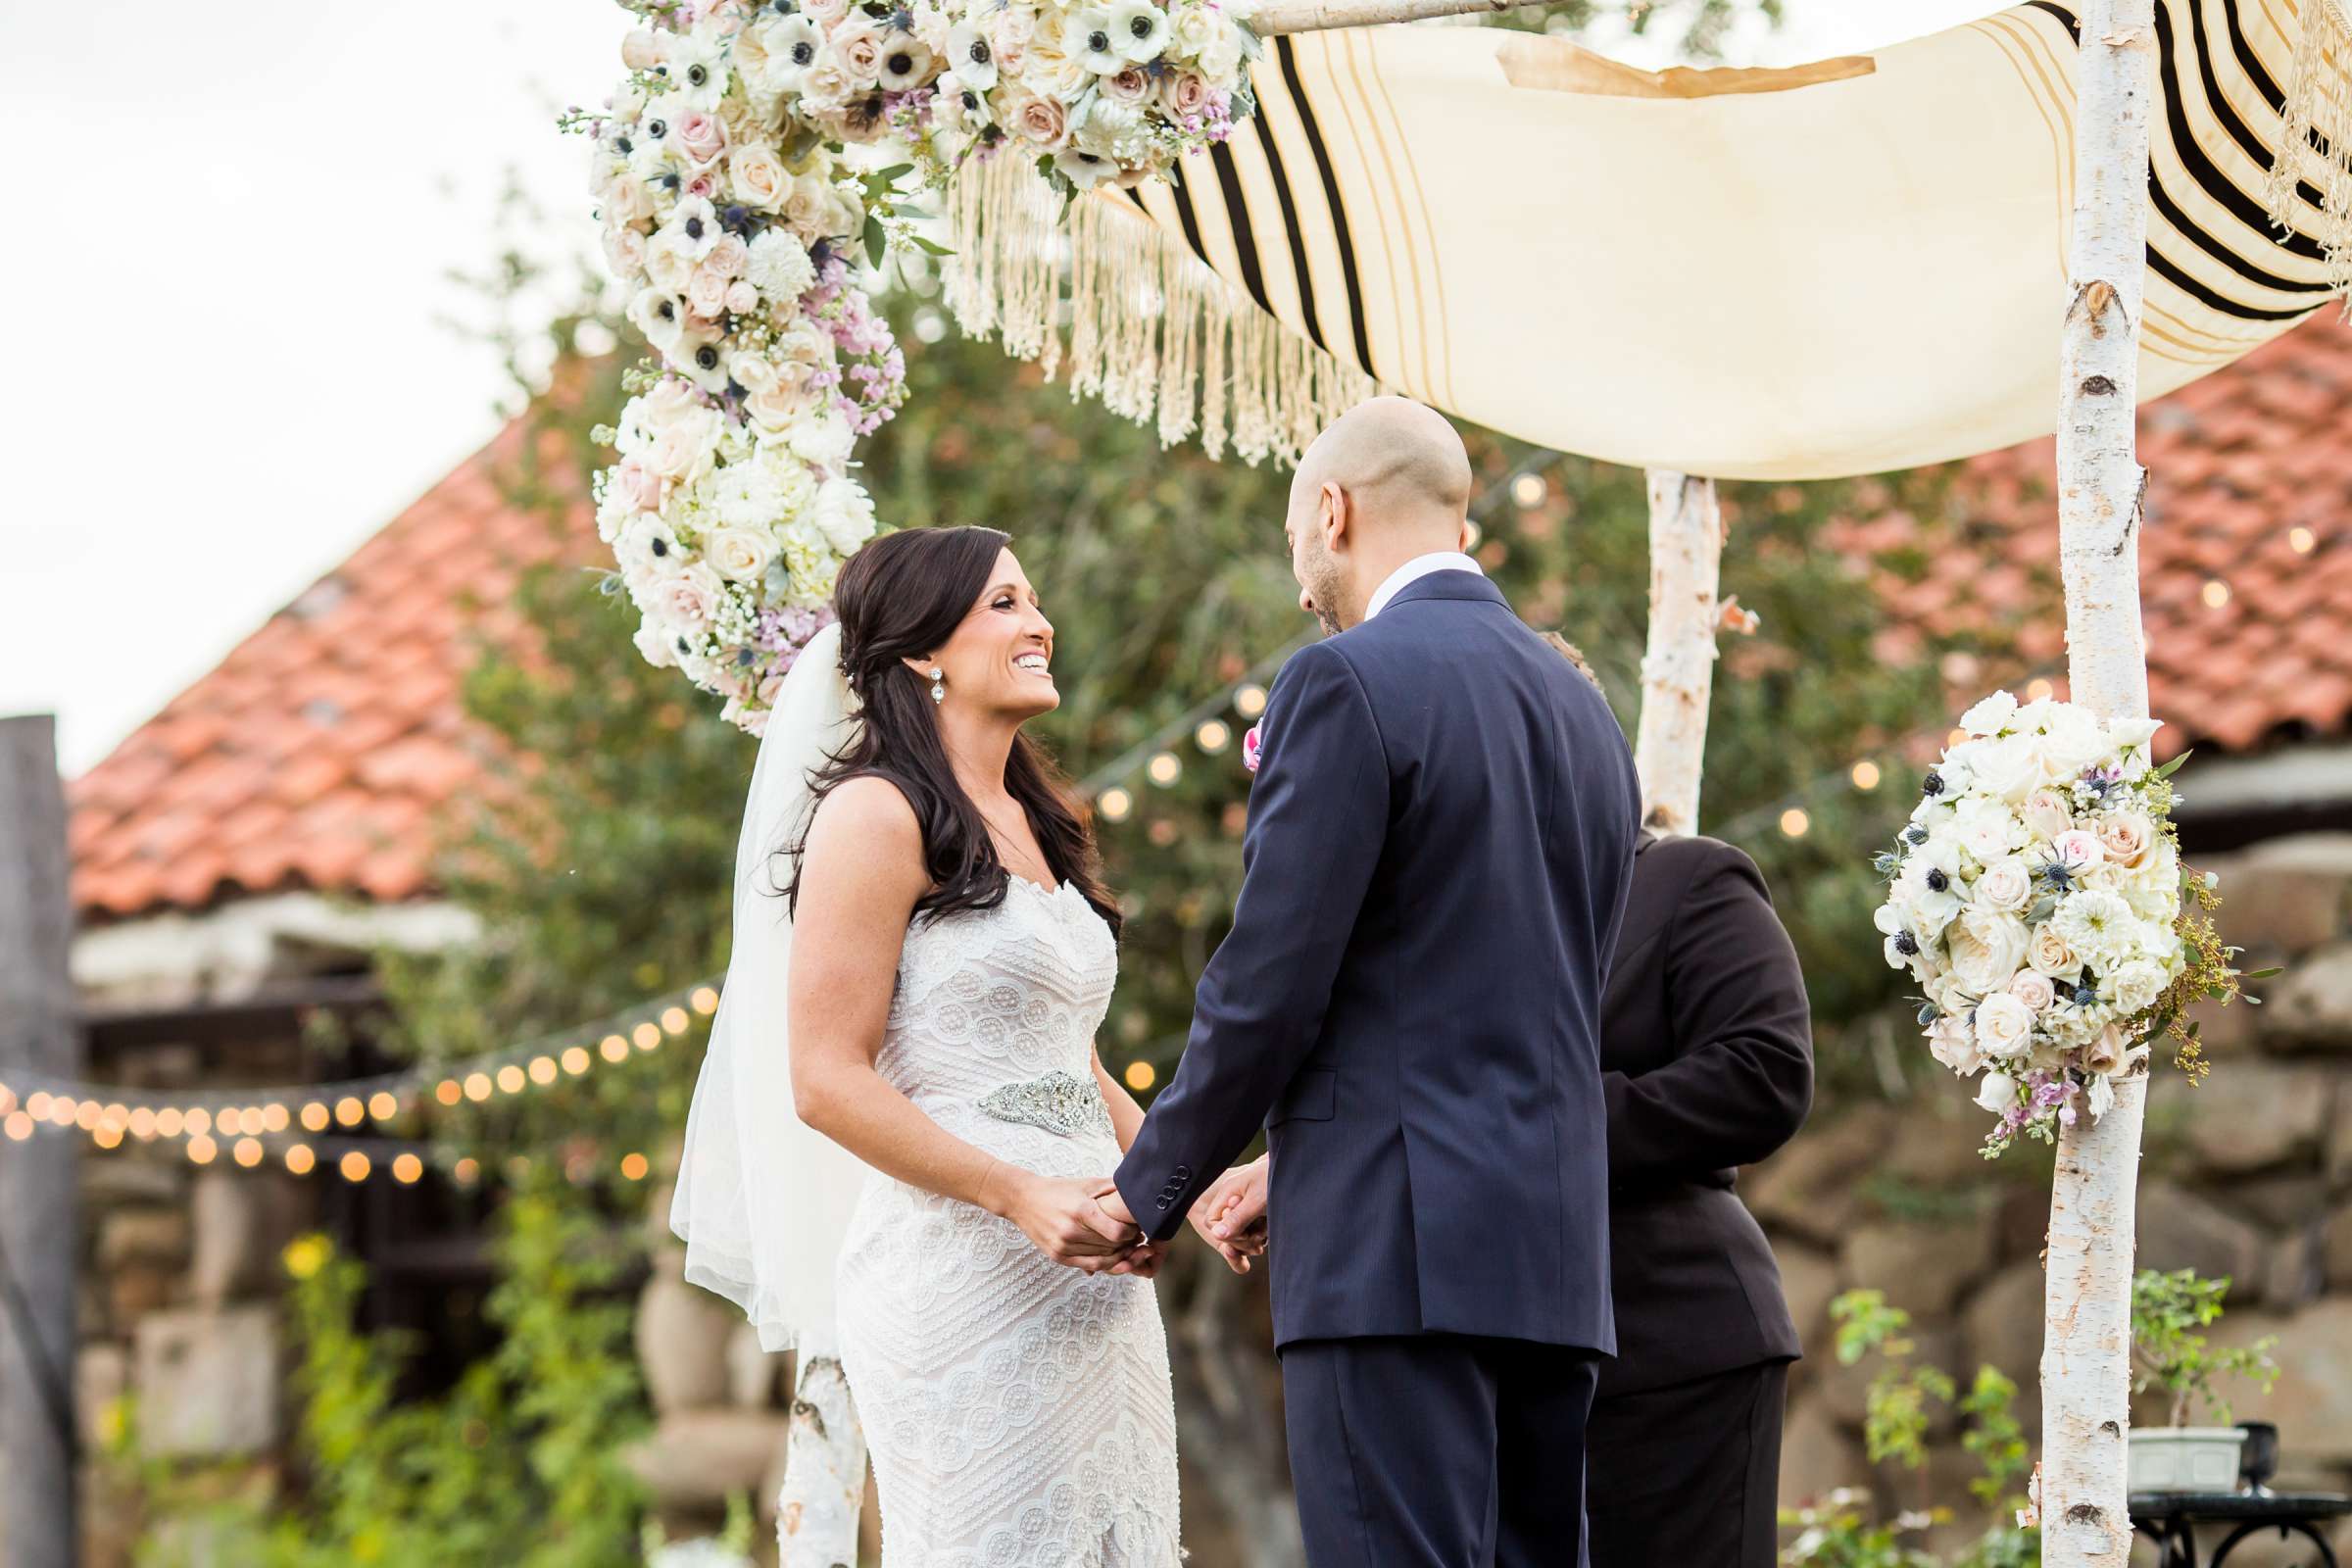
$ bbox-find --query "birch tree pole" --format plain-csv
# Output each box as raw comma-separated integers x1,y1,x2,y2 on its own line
2040,2,2158,1562
778,1353,865,1568
1632,470,1727,836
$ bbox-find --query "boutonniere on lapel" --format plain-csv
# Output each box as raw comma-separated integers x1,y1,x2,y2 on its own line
1242,723,1263,774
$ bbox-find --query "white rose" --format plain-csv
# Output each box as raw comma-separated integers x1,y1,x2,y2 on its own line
788,409,858,470
1971,734,2043,804
727,351,778,395
633,618,683,669
1974,1070,2020,1116
1974,857,2034,913
1947,906,2031,997
1954,798,2027,864
1928,1015,1985,1076
703,526,779,584
1960,690,2020,736
1169,3,1220,55
2008,969,2057,1013
2027,703,2109,783
1973,992,2037,1060
729,143,792,211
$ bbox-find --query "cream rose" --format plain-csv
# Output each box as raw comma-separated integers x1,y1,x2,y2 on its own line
1974,1070,2020,1116
2094,811,2155,869
603,221,649,280
686,263,733,319
2108,956,2167,1014
2081,1024,2128,1075
730,144,790,211
2020,787,2076,841
612,456,664,514
703,526,779,584
745,373,823,435
1973,992,2036,1060
652,561,726,632
1161,70,1210,118
2027,922,2082,981
831,24,886,86
805,0,850,24
727,352,779,395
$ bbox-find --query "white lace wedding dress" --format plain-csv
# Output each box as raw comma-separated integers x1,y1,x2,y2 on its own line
835,875,1182,1567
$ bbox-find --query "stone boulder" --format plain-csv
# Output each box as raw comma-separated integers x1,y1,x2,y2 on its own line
2213,1300,2352,1464
635,1274,738,1415
1775,1242,1841,1361
2180,1062,2335,1175
2263,942,2352,1052
1841,1212,1998,1321
1959,1261,2046,1430
1778,1393,1871,1513
2208,855,2352,960
134,1304,281,1458
1746,1108,1894,1248
2137,1181,2267,1301
623,1408,789,1509
187,1170,304,1305
2326,1203,2352,1291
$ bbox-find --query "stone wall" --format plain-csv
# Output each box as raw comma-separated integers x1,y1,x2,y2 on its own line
1759,831,2352,1560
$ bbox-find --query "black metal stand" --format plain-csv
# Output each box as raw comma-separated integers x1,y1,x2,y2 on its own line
2131,1493,2351,1567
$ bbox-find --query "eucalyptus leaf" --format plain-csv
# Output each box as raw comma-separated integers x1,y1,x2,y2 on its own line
863,214,887,270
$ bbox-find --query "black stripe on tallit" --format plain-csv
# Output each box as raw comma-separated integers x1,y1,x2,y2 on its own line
2150,1,2330,274
1166,161,1213,270
2023,0,2325,318
1274,34,1376,374
1244,109,1332,352
1206,142,1278,316
2193,0,2332,210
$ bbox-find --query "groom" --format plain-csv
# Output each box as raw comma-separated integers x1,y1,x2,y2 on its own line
1102,398,1642,1565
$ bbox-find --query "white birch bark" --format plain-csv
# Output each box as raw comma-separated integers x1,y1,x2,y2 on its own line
2041,2,2157,1562
777,1353,866,1568
1633,469,1725,838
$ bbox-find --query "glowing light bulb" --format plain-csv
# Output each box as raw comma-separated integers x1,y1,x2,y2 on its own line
74,1102,100,1132
453,1157,481,1186
128,1107,158,1140
1098,788,1133,822
1850,760,1882,791
2026,678,2056,702
339,1152,371,1183
285,1144,317,1175
2289,525,2315,554
662,1006,690,1035
1235,685,1267,719
93,1126,123,1151
392,1153,424,1185
49,1098,77,1128
1779,808,1811,838
157,1108,185,1138
187,1135,219,1165
335,1097,365,1128
233,1138,264,1168
1195,719,1231,755
1510,471,1548,509
465,1072,493,1102
691,987,719,1014
562,1047,591,1076
301,1102,330,1133
262,1103,289,1133
496,1065,526,1095
1123,1060,1155,1092
4,1112,32,1142
437,1080,464,1106
620,1152,651,1182
2202,578,2230,610
182,1107,211,1138
633,1023,662,1053
601,1035,630,1064
529,1056,558,1086
368,1092,398,1122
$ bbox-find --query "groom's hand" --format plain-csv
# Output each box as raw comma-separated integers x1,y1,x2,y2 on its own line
1192,1156,1270,1274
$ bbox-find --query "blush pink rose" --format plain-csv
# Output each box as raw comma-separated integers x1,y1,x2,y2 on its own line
603,222,649,279
621,28,663,70
725,279,760,314
686,264,732,318
1012,94,1069,147
676,109,728,165
705,232,750,277
2095,811,2155,868
831,24,886,85
2051,829,2104,871
805,0,850,24
1104,67,1152,102
613,456,664,513
1161,71,1209,118
685,172,720,202
1242,723,1262,773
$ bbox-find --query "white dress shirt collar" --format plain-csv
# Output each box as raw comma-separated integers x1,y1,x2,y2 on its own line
1363,551,1485,621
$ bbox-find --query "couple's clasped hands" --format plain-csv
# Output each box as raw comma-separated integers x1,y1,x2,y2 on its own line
985,1157,1272,1278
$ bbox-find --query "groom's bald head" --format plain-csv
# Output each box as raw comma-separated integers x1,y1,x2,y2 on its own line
1286,398,1475,634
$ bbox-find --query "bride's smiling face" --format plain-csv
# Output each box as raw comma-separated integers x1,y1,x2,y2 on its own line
906,548,1058,720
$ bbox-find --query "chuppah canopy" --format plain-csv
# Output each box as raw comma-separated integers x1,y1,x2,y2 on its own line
945,0,2349,477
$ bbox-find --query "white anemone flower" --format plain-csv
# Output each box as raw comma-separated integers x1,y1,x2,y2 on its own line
877,33,937,91
764,15,826,91
944,22,999,89
1054,148,1119,190
1108,0,1170,62
662,31,730,108
1069,9,1124,74
664,195,723,261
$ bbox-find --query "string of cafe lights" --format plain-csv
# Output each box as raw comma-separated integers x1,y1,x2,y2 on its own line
14,450,1573,1179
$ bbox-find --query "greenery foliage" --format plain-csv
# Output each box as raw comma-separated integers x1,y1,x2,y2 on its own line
2131,1267,2280,1428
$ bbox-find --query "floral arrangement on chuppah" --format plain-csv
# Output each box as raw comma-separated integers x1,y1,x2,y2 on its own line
564,0,1258,732
1872,691,2266,1156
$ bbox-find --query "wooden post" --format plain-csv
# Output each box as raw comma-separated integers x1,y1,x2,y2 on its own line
2040,2,2157,1563
778,1353,864,1568
1633,470,1725,837
0,715,80,1568
1251,0,1544,33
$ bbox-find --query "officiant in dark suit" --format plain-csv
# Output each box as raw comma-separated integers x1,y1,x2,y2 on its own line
1544,637,1814,1567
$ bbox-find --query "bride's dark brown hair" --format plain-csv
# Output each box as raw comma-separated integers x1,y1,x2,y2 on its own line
782,525,1120,937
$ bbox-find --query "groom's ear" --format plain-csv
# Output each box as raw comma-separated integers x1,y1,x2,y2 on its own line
1320,480,1352,552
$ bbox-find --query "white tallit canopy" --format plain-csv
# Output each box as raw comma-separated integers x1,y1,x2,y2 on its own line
947,0,2348,478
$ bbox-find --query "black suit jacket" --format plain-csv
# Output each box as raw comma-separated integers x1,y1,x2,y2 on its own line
1114,572,1642,1351
1597,830,1813,1396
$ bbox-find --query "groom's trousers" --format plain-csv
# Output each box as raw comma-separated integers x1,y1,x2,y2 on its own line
1280,1333,1602,1568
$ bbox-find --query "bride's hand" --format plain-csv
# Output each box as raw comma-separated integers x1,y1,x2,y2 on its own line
984,1167,1139,1271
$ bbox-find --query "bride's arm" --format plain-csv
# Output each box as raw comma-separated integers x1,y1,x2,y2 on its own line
790,778,1137,1270
1091,1051,1146,1152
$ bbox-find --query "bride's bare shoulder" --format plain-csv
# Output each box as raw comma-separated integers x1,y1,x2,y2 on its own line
802,775,926,893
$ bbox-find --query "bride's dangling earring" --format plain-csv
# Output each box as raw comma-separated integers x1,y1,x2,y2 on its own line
930,667,946,705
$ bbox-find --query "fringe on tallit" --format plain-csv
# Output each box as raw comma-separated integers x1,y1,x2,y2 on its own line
2266,0,2352,310
943,152,1382,466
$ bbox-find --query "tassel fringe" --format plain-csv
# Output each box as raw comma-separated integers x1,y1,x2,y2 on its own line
2266,0,2352,311
944,153,1383,466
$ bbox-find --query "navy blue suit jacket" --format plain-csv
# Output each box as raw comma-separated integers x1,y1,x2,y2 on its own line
1114,572,1642,1351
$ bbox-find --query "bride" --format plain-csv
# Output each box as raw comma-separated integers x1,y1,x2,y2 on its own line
670,524,1228,1565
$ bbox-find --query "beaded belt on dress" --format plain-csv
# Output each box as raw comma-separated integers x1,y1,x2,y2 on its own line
977,1071,1115,1139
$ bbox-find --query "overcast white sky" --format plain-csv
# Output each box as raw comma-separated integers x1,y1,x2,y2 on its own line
4,0,1996,774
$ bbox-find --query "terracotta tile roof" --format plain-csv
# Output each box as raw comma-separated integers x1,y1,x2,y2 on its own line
1826,317,2352,762
70,417,590,922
